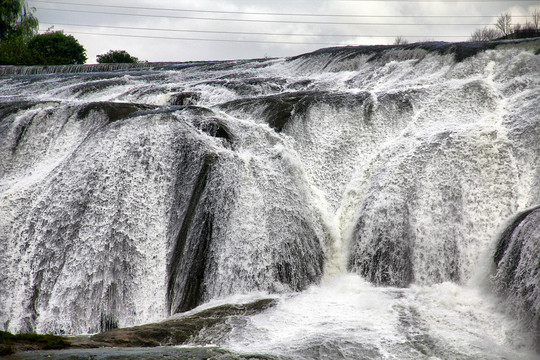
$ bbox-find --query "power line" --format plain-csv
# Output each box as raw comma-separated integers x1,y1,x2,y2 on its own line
42,29,469,44
39,30,345,45
41,30,468,46
42,22,469,38
37,22,401,37
30,0,531,18
34,7,496,26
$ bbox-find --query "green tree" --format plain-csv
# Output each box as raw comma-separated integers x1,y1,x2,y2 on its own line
96,49,139,63
0,34,32,64
27,31,87,65
0,0,38,42
0,0,38,64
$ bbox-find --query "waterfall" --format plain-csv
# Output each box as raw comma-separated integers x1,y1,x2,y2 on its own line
1,40,539,358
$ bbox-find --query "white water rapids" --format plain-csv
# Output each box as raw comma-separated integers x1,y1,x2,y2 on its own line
1,41,540,359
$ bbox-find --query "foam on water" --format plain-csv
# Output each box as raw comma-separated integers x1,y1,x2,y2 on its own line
222,274,536,359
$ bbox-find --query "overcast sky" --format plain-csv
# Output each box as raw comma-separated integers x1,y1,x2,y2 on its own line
27,0,540,63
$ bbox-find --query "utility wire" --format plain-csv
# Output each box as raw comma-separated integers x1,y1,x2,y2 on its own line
42,22,470,38
38,22,406,37
30,0,531,18
34,8,497,26
39,30,346,45
40,28,470,43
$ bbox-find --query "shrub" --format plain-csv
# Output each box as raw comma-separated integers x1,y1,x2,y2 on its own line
393,36,409,45
470,27,501,41
0,330,70,351
0,344,15,355
0,330,15,342
97,49,139,63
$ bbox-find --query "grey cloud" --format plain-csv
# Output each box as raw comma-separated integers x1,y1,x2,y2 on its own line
28,0,540,63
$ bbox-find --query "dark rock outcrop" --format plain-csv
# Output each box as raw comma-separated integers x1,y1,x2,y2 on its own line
167,154,217,314
493,205,540,348
75,102,153,123
167,92,200,106
86,298,276,347
219,91,370,132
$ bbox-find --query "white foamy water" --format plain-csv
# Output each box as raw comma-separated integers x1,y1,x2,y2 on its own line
221,274,536,359
1,41,539,358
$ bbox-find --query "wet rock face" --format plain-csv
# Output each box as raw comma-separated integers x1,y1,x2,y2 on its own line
219,91,370,133
167,92,200,106
1,299,278,358
349,214,415,287
218,91,318,132
167,153,218,314
88,298,277,347
493,206,540,347
75,102,152,123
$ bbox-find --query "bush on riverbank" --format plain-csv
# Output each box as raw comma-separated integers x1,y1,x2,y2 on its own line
0,330,70,353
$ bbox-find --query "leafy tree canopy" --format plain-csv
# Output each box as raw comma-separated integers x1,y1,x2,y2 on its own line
0,0,38,64
97,50,139,64
0,0,38,42
27,31,87,65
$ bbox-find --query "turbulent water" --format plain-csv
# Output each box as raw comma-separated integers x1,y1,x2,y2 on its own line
1,40,540,359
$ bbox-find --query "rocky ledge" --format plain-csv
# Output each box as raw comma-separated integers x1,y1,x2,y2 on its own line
3,298,278,359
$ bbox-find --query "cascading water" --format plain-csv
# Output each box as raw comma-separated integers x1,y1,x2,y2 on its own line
1,40,540,359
